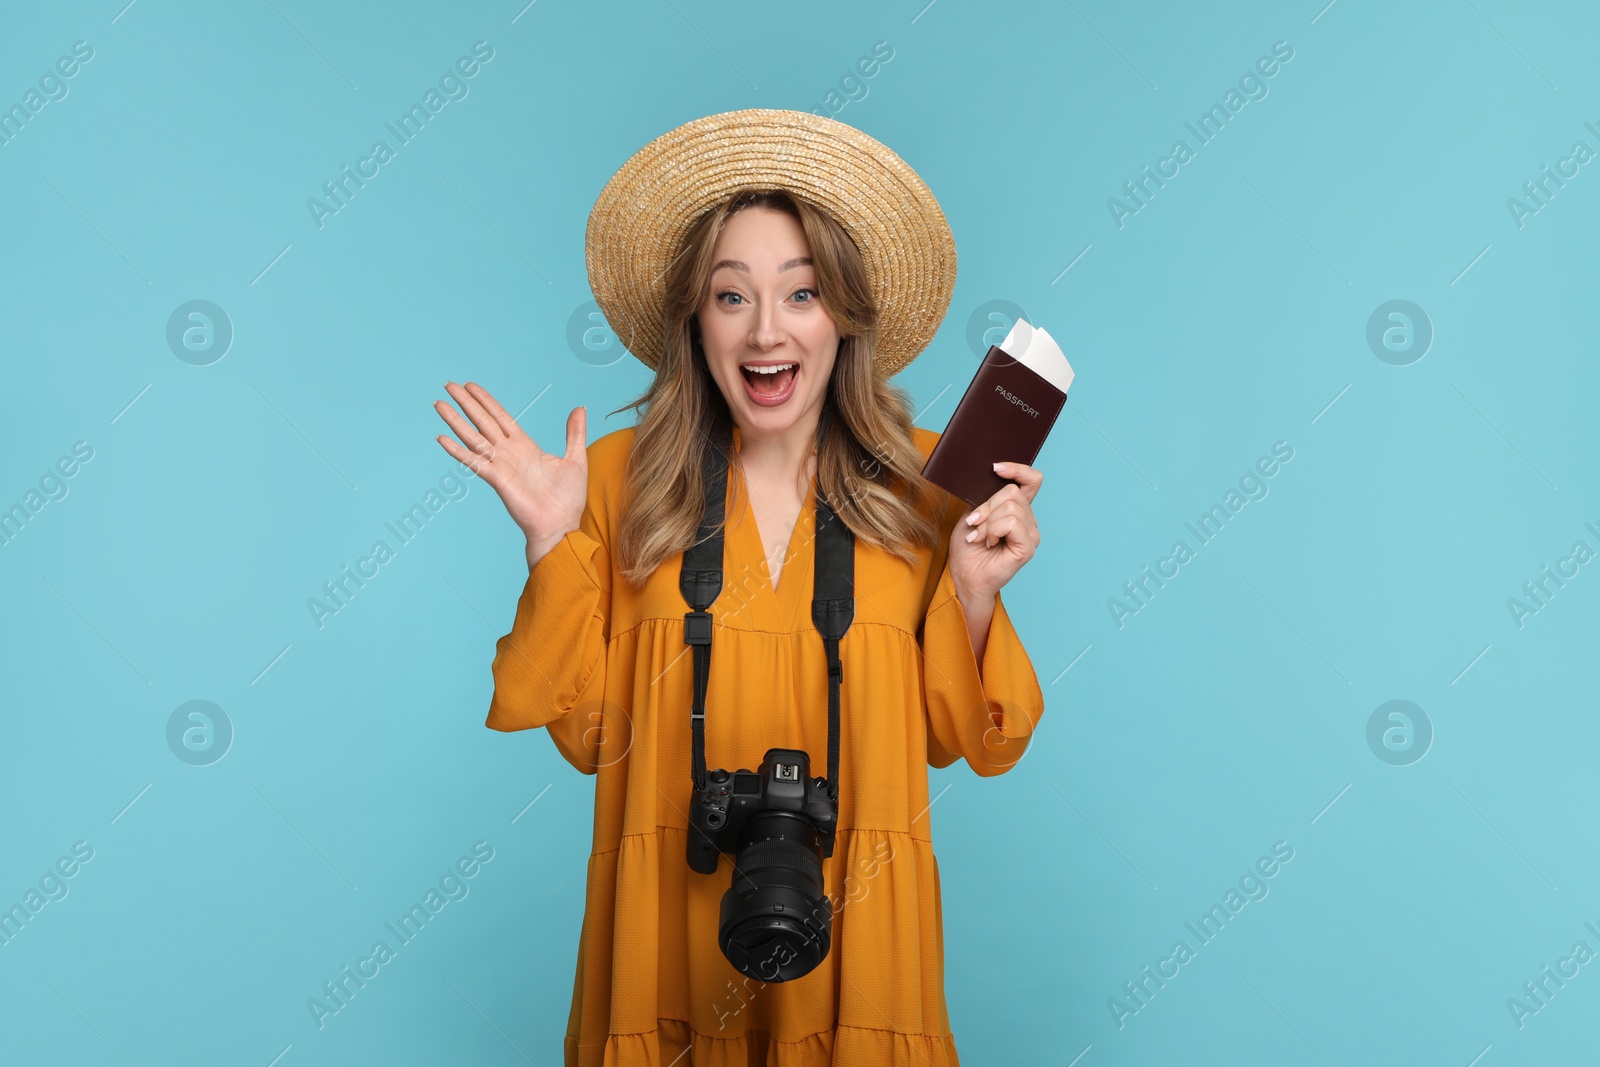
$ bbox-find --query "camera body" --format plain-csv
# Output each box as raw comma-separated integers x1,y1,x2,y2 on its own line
686,747,837,875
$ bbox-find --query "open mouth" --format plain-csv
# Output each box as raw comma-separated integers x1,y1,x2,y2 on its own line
740,361,798,401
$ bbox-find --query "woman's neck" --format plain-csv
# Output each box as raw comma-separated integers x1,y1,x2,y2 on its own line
733,421,820,497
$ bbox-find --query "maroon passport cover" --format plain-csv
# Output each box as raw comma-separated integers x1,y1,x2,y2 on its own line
921,345,1067,508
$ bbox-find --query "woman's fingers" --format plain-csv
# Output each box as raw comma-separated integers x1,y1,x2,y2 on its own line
980,511,1026,549
565,404,587,461
445,381,507,447
435,433,491,478
965,499,1036,549
992,461,1043,503
434,395,494,459
465,381,524,440
966,503,1012,545
963,481,1026,532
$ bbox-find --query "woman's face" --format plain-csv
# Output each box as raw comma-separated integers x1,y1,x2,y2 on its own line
696,206,839,442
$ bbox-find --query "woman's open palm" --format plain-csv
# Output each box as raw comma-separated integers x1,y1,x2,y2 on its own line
434,382,588,552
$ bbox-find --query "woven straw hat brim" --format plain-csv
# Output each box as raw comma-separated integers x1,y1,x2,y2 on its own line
585,108,956,378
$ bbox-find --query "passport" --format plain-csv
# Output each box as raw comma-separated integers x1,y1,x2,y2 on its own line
920,318,1074,508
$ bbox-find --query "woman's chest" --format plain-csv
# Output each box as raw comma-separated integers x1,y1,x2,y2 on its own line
745,487,805,595
614,516,937,639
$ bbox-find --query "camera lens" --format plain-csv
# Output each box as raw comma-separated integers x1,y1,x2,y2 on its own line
717,811,832,982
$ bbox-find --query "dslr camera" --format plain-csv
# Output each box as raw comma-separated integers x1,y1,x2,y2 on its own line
687,747,838,982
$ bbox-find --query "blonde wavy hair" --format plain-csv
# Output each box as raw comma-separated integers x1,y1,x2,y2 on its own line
607,188,942,591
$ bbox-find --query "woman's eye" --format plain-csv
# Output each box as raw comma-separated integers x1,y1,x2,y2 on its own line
716,289,817,306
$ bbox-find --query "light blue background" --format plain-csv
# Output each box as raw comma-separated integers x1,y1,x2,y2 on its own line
2,1,1596,1064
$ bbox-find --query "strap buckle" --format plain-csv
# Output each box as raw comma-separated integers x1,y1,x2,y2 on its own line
684,610,713,646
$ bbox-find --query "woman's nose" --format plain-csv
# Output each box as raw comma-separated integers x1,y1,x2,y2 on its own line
750,299,783,348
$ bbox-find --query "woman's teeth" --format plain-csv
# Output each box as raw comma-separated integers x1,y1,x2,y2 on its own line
742,363,797,396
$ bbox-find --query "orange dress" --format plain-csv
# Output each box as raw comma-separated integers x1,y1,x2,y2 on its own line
486,422,1045,1066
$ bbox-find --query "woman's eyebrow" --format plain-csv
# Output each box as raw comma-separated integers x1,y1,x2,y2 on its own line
710,256,814,273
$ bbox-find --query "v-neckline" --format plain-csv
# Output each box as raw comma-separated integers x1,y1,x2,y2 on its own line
728,428,815,626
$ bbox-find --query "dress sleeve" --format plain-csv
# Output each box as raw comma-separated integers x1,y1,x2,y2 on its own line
484,488,612,776
918,491,1044,777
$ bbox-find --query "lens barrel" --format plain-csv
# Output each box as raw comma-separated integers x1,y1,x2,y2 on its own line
717,811,832,982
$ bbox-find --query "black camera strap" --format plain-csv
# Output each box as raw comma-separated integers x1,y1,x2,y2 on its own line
680,424,854,803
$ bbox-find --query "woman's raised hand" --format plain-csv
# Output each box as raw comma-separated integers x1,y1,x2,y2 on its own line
948,460,1043,603
434,382,588,560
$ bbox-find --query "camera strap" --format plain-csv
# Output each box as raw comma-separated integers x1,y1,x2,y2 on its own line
680,422,854,803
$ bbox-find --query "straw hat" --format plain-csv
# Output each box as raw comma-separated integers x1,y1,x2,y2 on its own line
585,108,956,378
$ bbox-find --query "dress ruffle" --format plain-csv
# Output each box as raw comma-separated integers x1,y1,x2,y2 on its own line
571,1019,961,1067
570,827,958,1055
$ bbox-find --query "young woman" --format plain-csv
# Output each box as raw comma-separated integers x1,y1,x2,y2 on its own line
435,109,1046,1067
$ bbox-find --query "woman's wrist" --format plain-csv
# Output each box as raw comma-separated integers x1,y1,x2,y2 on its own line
525,524,578,572
951,572,996,609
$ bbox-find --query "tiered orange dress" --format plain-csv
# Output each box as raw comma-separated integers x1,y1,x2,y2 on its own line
486,422,1045,1066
